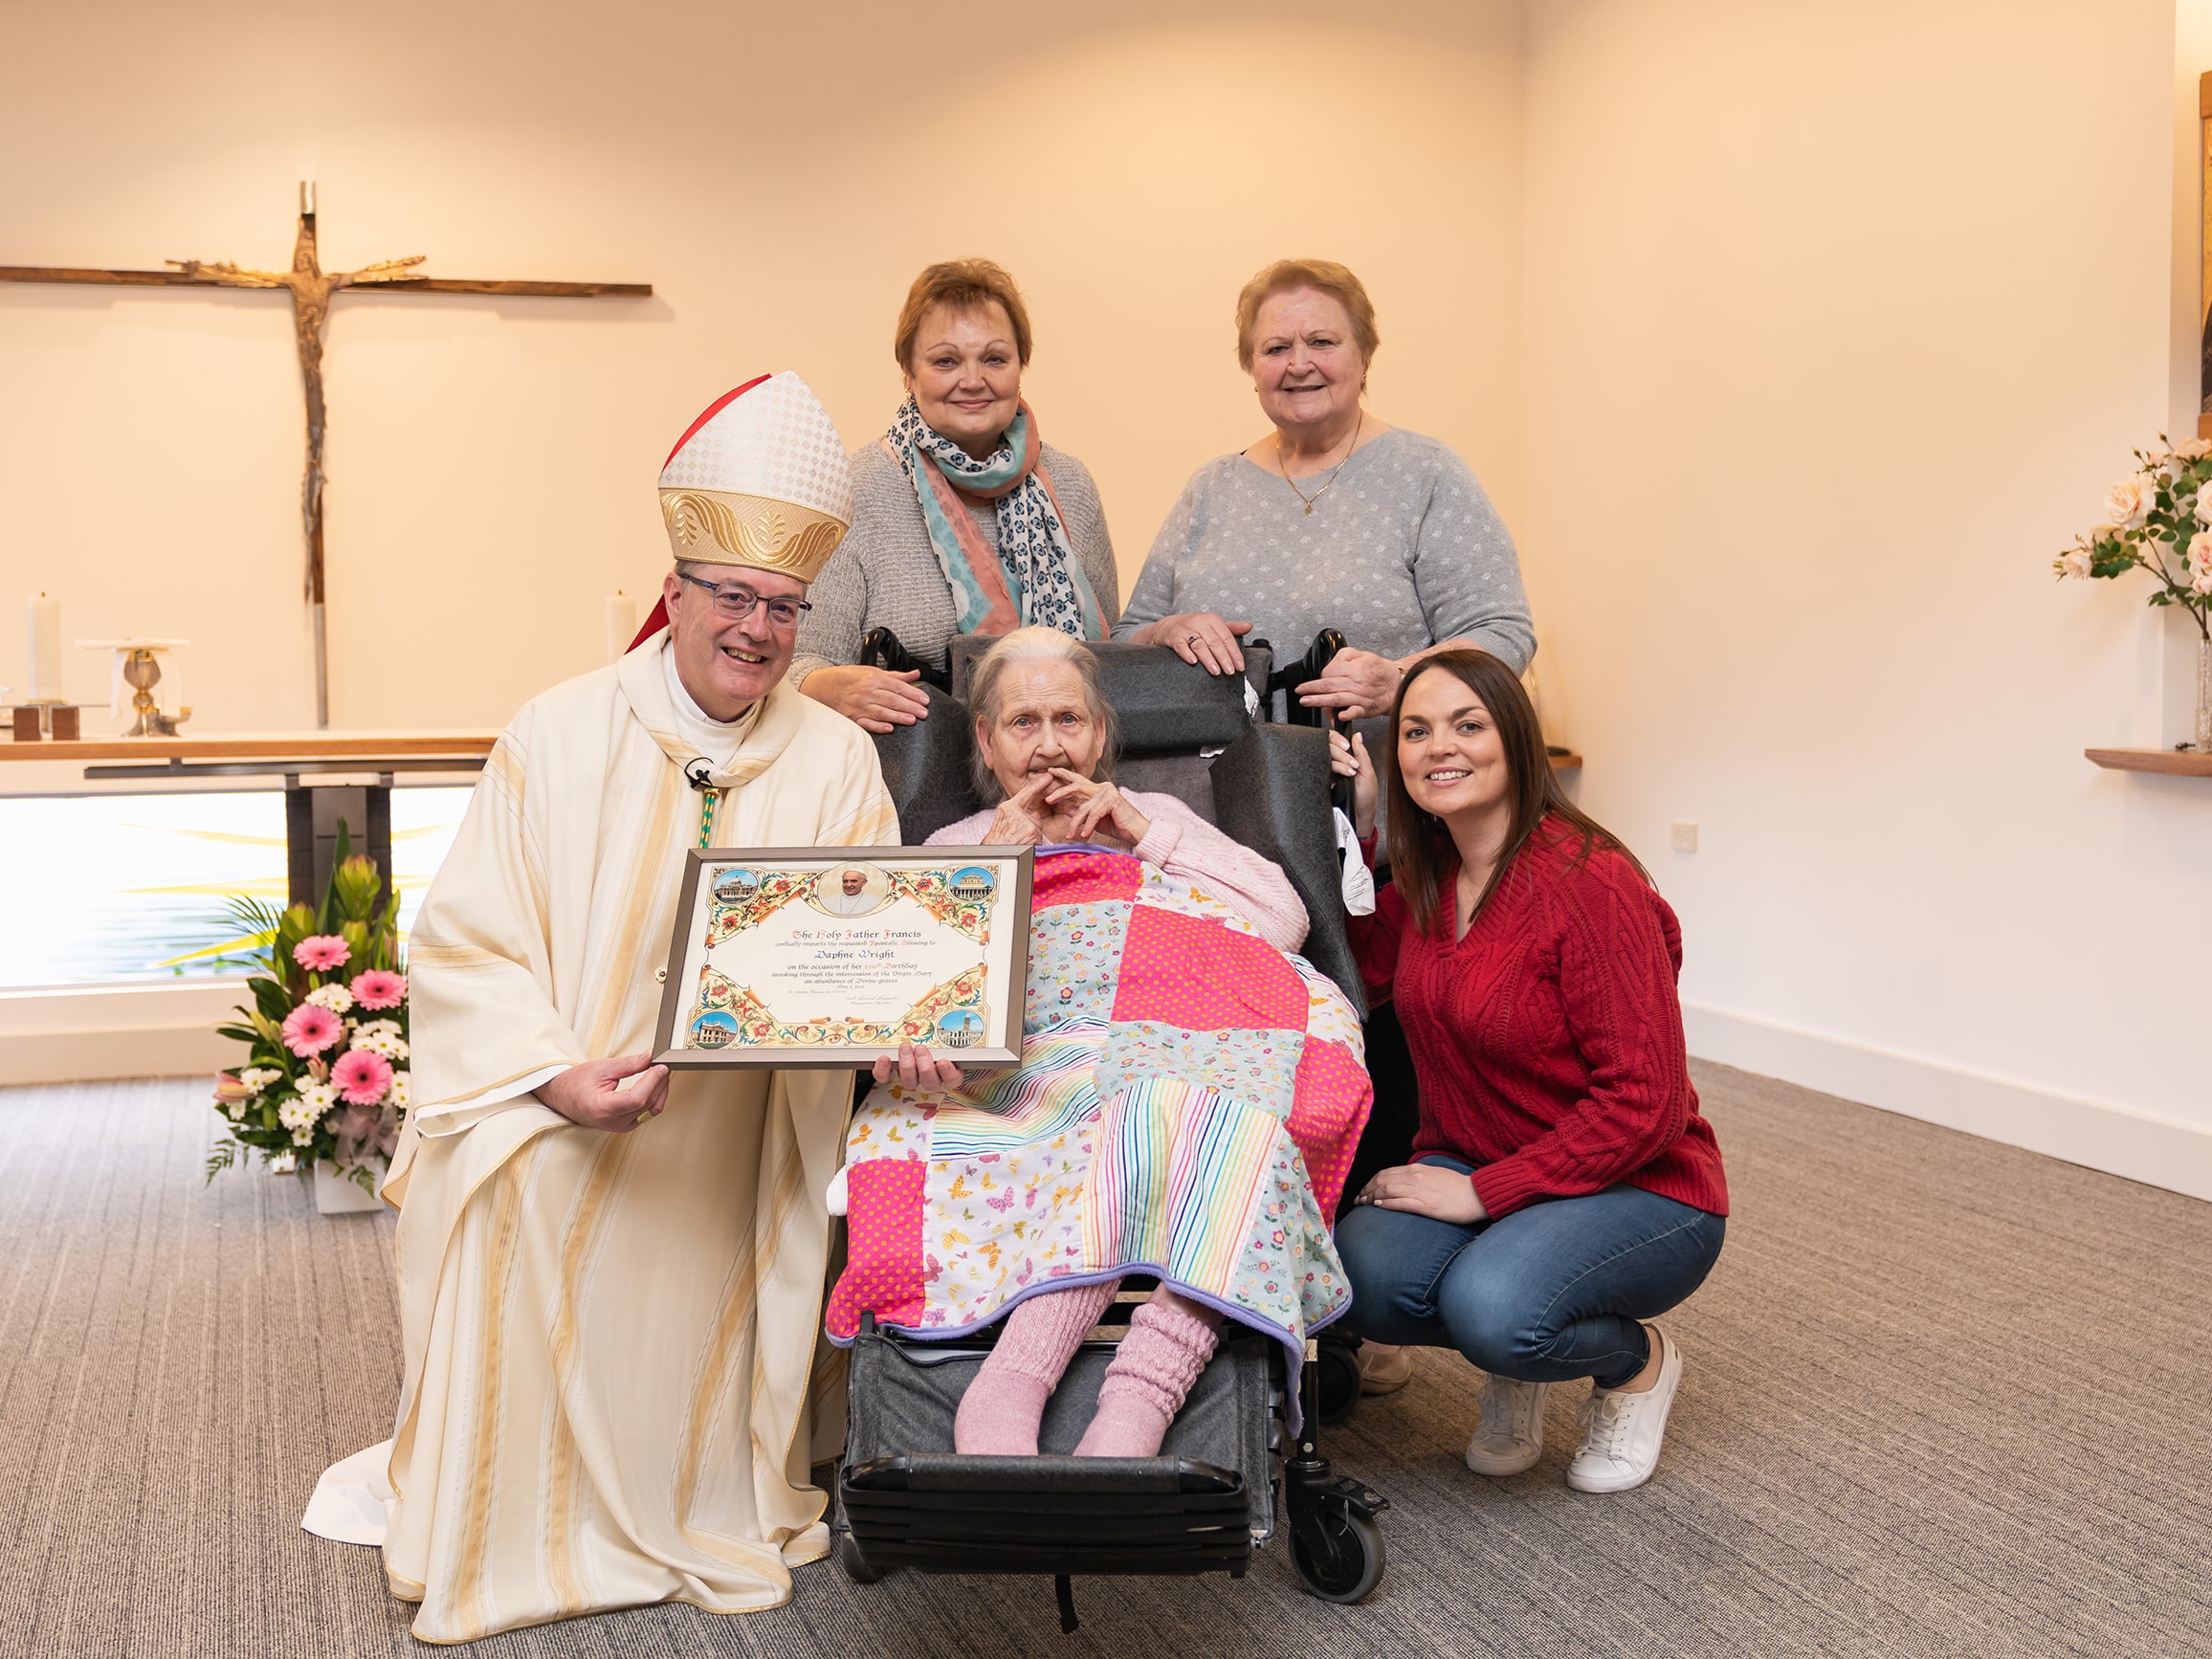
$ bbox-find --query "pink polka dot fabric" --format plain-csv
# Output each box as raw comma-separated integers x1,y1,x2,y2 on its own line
1035,849,1143,908
826,1158,926,1332
1111,906,1306,1031
1288,1036,1370,1216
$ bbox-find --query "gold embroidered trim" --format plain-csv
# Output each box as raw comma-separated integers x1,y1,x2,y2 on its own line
544,1131,638,1613
449,1145,539,1638
660,490,846,582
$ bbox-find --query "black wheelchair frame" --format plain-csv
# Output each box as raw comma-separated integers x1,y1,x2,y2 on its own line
830,630,1387,1624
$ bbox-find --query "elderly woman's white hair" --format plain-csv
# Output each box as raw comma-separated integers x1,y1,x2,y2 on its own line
967,626,1120,803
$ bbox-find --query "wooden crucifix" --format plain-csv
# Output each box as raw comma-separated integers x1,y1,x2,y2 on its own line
0,183,651,725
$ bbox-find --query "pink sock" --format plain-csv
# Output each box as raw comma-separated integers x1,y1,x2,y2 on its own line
1073,1300,1220,1458
954,1280,1119,1455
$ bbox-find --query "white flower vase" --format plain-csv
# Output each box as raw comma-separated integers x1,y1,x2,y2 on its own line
314,1159,385,1215
2197,635,2212,754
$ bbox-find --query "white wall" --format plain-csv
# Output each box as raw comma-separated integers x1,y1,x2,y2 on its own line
1519,0,2212,1191
0,0,1523,733
8,0,2207,1198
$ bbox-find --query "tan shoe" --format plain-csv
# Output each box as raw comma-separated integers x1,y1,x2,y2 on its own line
1358,1341,1414,1395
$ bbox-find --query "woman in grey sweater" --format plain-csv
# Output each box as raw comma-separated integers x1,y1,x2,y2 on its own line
792,258,1118,733
1116,258,1532,721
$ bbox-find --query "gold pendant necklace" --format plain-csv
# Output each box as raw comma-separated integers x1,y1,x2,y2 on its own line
1277,412,1363,517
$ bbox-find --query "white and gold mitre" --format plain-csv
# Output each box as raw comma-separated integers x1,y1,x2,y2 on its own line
657,371,853,583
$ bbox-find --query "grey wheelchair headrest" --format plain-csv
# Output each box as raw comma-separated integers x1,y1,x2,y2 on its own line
948,637,1270,757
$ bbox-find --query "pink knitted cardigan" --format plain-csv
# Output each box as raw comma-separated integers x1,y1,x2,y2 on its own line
926,791,1309,954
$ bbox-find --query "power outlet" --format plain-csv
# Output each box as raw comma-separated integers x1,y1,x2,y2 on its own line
1670,821,1698,853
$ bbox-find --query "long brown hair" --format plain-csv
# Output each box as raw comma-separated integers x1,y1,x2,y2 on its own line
1382,649,1647,935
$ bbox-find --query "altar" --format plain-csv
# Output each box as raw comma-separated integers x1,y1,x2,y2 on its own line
0,731,496,910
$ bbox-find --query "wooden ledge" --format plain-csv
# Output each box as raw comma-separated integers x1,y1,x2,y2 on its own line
0,732,498,763
2086,747,2212,777
1549,751,1583,771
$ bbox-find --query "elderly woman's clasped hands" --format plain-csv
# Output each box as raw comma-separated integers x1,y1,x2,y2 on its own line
983,767,1152,851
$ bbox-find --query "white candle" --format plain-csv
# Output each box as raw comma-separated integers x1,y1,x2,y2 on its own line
605,593,636,665
26,594,62,701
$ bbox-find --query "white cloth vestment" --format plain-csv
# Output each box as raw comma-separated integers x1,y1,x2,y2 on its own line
301,636,896,1643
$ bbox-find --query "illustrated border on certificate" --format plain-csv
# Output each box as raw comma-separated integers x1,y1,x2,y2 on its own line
651,845,1032,1070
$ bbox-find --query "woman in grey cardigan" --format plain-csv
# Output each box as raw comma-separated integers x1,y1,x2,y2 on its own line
1116,258,1532,720
792,258,1118,733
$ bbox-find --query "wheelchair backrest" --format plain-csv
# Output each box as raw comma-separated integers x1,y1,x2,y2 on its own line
874,642,1363,1015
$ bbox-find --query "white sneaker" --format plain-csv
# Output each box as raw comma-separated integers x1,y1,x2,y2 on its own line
1463,1373,1553,1476
1565,1326,1682,1493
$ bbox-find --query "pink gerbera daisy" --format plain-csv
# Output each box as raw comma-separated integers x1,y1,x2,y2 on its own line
280,1003,344,1056
330,1048,395,1106
350,968,406,1010
294,935,351,973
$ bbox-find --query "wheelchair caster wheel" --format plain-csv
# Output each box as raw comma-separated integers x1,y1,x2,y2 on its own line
1315,1337,1364,1426
1291,1496,1385,1603
839,1533,888,1584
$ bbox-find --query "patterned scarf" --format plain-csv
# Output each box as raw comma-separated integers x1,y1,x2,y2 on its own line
889,396,1106,641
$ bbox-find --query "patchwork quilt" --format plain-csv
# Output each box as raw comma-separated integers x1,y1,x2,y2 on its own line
826,846,1372,1376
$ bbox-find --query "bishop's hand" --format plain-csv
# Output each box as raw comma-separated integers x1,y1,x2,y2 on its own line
539,1053,671,1132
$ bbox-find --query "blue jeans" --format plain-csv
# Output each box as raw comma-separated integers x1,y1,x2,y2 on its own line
1335,1159,1726,1390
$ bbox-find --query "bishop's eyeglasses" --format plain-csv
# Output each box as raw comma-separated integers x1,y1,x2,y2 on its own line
677,572,812,630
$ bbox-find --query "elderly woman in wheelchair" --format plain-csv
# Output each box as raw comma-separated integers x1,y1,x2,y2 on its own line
825,627,1370,1459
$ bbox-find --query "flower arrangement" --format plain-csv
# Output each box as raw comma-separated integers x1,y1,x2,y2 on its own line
207,825,408,1192
2056,435,2212,751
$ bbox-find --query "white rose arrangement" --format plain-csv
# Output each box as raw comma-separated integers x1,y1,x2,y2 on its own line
2057,436,2212,749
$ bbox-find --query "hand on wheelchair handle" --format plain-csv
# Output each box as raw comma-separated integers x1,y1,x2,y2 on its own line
1149,611,1250,675
1297,648,1403,722
1330,728,1379,840
801,663,931,734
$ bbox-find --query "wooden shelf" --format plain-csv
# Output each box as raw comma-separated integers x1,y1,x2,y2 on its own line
1548,752,1583,771
0,731,498,763
2086,747,2212,777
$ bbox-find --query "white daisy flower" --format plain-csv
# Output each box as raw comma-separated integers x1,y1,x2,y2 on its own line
306,983,356,1014
351,1021,410,1061
389,1071,411,1110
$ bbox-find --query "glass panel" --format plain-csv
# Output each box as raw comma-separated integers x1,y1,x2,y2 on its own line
0,785,474,988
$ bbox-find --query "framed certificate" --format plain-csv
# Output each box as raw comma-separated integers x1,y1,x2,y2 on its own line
653,846,1032,1069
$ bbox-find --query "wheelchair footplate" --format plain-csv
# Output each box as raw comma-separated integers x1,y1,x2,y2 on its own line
840,1453,1251,1581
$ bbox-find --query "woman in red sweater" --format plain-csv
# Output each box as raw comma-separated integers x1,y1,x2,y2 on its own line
1329,649,1727,1493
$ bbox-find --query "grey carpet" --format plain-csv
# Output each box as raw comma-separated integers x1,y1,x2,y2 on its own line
1,1062,2206,1657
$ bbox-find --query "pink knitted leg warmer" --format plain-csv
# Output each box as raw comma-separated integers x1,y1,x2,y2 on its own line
953,1280,1119,1456
1073,1299,1221,1458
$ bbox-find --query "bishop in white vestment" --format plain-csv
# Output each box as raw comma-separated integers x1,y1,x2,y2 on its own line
304,373,897,1643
